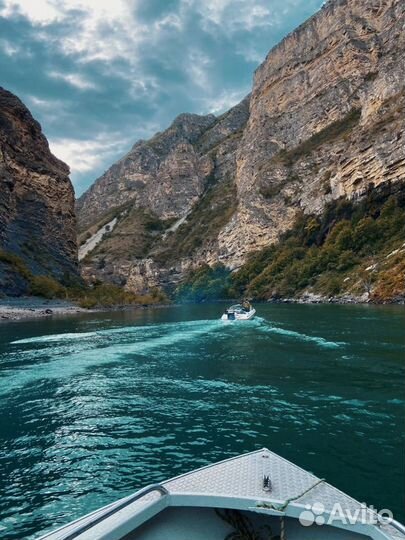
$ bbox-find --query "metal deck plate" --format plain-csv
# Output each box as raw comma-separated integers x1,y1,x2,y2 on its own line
164,448,405,540
165,448,320,500
39,448,405,540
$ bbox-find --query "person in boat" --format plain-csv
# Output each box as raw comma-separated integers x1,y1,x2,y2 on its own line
242,299,252,312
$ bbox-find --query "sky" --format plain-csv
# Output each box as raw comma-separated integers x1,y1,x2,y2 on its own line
0,0,324,196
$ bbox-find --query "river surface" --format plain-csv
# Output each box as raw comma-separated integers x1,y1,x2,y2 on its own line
0,303,404,539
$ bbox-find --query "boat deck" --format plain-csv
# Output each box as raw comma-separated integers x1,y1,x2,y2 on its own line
126,507,367,540
39,449,405,540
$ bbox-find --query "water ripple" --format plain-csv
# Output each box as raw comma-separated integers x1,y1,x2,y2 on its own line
0,305,404,539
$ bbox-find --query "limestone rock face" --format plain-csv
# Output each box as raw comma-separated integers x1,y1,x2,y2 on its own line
76,113,218,228
0,87,78,294
222,0,405,266
78,97,250,291
77,0,405,292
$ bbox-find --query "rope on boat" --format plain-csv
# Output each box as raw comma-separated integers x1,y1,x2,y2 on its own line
216,478,326,540
280,516,286,540
215,508,278,540
257,479,325,540
257,477,326,513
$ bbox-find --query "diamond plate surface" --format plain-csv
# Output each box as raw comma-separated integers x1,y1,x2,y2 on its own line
165,448,319,501
164,448,405,540
41,448,405,540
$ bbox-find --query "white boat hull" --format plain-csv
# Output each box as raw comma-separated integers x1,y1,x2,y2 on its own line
221,308,256,321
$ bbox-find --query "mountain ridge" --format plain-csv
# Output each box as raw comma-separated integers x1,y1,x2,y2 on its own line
76,0,405,302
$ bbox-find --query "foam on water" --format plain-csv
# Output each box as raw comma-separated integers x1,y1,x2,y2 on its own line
11,332,97,344
1,319,224,397
11,319,222,345
254,316,342,348
11,315,342,350
3,314,345,402
0,304,404,540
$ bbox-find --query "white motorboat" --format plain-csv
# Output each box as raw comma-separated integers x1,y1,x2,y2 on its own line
38,447,405,540
221,303,256,321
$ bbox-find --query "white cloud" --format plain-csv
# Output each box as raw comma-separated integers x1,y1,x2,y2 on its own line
0,0,61,24
0,0,128,25
154,13,183,32
236,45,266,64
0,0,276,96
48,119,161,183
48,70,98,90
27,95,66,111
188,50,212,91
26,95,74,127
0,38,20,56
0,0,142,63
60,3,140,63
184,0,273,34
0,0,274,67
185,0,231,26
49,134,128,174
200,88,248,115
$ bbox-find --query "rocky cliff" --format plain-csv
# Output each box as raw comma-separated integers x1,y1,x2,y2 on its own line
0,87,78,295
224,0,405,266
77,0,405,297
77,97,250,291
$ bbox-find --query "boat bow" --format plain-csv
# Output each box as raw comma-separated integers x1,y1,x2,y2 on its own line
38,448,405,540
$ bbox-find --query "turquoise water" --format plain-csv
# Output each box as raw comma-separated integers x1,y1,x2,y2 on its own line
0,303,404,539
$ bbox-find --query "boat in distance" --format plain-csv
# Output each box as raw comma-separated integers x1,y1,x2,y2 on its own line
38,447,405,540
221,302,256,320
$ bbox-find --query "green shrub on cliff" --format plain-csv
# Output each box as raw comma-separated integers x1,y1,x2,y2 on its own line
177,183,405,303
231,182,405,300
176,263,233,303
30,276,65,299
73,283,169,309
0,250,32,280
275,108,362,166
154,176,237,265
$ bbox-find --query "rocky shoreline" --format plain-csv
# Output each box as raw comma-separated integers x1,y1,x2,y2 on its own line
0,297,95,322
0,297,176,322
0,294,403,323
268,293,405,305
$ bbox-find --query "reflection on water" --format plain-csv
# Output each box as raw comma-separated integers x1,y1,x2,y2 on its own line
0,303,404,539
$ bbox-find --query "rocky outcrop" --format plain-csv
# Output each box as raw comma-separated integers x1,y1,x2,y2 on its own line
78,97,250,290
77,0,405,293
222,0,405,266
0,87,78,295
77,113,218,229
